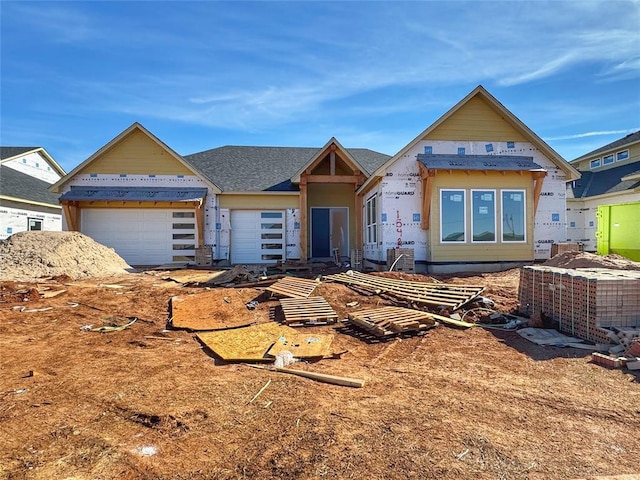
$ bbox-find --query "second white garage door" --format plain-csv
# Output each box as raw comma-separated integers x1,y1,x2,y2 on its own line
82,209,197,266
231,210,285,264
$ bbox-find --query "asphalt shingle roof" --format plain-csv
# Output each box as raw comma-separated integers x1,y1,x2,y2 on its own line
0,147,39,161
0,165,61,206
184,145,390,192
572,131,640,162
568,162,640,198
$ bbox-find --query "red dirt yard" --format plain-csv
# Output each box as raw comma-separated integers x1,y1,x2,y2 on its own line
1,239,639,480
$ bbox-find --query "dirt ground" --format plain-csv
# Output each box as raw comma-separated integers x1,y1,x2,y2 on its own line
1,261,639,480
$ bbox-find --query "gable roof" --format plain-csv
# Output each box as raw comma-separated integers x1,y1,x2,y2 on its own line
49,123,221,194
568,162,640,199
571,130,640,163
184,144,390,192
0,165,61,207
358,85,581,193
1,146,66,177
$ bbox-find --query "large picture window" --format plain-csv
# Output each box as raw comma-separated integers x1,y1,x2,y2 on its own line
501,190,526,242
365,194,377,244
471,190,496,242
440,189,466,242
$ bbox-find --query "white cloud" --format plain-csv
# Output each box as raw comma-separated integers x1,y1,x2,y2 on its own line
545,129,640,141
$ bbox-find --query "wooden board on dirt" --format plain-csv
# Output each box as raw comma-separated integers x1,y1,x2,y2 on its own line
163,270,226,285
170,290,257,330
266,332,334,358
279,296,338,326
196,322,297,362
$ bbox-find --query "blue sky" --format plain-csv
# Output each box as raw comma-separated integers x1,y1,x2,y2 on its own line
1,1,639,173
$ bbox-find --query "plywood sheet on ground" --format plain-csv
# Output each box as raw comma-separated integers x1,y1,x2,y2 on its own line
170,289,258,330
266,332,334,358
196,322,297,361
163,270,226,285
266,276,319,299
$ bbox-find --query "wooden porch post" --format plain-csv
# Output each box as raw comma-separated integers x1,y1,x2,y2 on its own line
299,180,308,261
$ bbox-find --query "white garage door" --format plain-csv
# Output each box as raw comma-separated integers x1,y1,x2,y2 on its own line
82,209,197,266
231,210,285,264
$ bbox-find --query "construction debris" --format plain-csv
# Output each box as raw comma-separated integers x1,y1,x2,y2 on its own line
266,333,334,359
347,306,438,337
323,271,484,310
170,290,257,331
265,276,319,299
278,296,338,326
196,323,297,362
246,364,365,388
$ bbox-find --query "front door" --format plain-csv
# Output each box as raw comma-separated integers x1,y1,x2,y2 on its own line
311,207,348,259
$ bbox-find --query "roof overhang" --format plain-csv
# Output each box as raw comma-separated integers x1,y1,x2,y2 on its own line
59,186,208,203
290,137,368,184
417,154,546,173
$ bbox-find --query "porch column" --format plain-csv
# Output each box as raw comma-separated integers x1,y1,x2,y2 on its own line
299,179,308,261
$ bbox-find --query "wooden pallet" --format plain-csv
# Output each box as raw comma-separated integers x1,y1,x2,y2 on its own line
266,276,319,299
279,296,338,326
323,271,484,310
347,306,438,337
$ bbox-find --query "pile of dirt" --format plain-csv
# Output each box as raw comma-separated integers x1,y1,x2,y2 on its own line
0,231,132,281
543,250,640,270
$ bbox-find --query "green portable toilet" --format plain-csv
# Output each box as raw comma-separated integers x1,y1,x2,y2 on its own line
596,202,640,261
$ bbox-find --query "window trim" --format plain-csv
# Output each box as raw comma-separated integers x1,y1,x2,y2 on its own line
602,154,614,164
590,158,601,169
365,193,377,245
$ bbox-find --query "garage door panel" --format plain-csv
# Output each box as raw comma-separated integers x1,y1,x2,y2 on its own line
231,210,285,264
82,208,196,266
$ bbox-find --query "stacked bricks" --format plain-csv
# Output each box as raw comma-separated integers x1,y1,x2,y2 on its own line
518,266,640,344
386,248,415,273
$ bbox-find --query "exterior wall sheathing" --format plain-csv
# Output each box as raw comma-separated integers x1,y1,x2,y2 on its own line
374,140,568,271
518,265,640,343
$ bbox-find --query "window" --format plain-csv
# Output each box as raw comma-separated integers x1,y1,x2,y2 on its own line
590,158,601,169
440,190,465,242
616,150,629,161
471,190,496,242
28,218,43,231
173,211,194,218
457,147,466,155
365,194,377,244
424,146,433,154
501,190,526,242
602,154,614,164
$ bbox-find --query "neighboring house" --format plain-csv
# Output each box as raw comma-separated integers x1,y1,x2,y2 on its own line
50,85,580,272
566,130,640,257
1,147,66,240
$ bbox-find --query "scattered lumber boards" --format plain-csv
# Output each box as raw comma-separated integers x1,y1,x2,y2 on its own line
323,271,484,310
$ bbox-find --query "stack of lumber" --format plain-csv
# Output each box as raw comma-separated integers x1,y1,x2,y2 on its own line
278,296,338,326
323,271,484,310
518,266,640,343
347,306,438,337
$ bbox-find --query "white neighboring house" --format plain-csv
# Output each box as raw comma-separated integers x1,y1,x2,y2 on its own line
566,131,640,252
0,147,66,240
